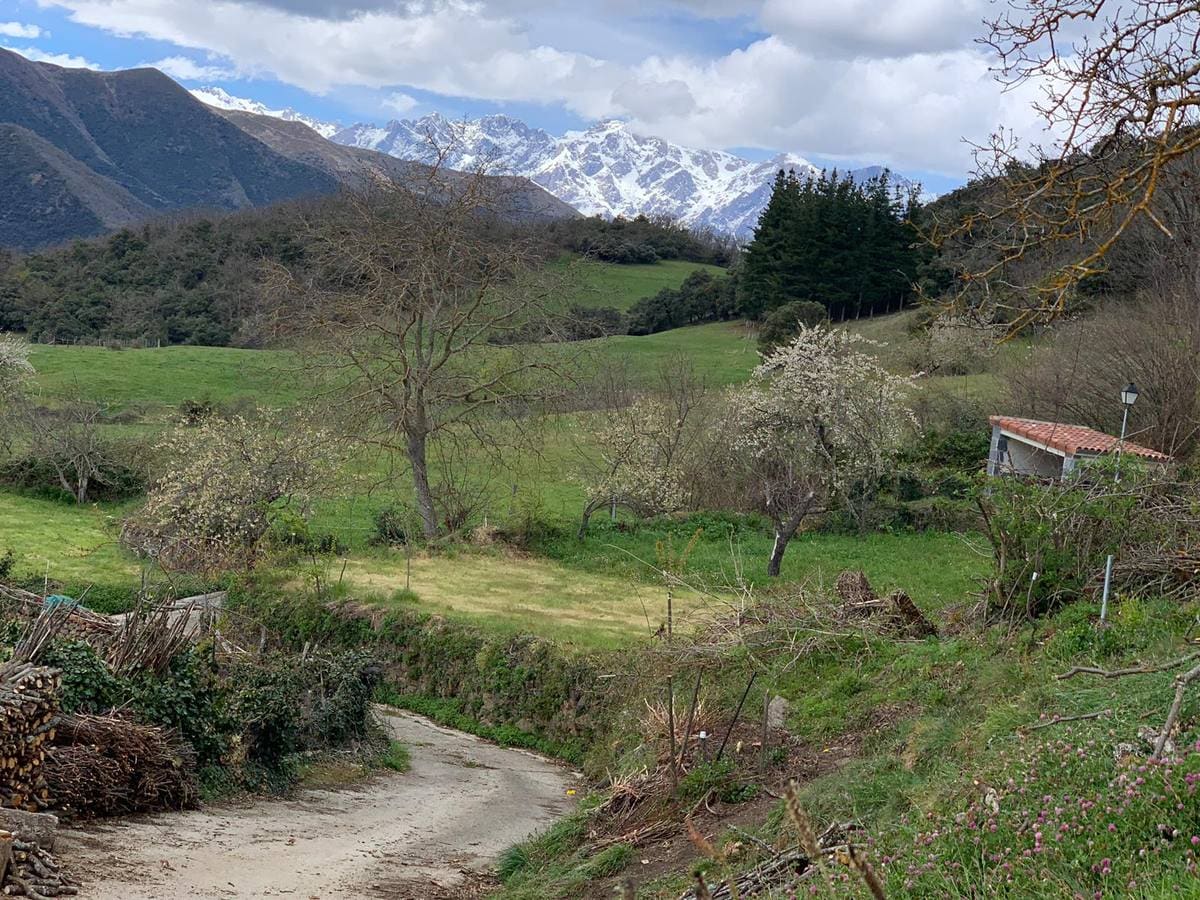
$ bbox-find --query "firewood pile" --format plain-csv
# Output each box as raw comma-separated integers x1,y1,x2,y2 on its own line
43,714,198,816
835,571,937,639
0,586,116,648
3,836,76,898
0,665,60,813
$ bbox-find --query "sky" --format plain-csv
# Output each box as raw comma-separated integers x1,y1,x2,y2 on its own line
0,0,1052,195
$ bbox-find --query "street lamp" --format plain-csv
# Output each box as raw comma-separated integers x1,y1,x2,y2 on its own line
1115,382,1138,478
1102,381,1139,623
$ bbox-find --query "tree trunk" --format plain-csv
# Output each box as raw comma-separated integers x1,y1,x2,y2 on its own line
577,496,606,540
405,429,438,538
766,526,796,577
766,493,815,577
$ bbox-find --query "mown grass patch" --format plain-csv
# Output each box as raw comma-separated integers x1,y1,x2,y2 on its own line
339,548,705,650
536,516,987,612
589,321,760,386
558,258,727,311
28,344,301,412
0,491,140,607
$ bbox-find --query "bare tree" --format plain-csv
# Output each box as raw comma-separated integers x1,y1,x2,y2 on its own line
265,159,574,538
17,401,124,504
932,1,1200,328
575,356,713,538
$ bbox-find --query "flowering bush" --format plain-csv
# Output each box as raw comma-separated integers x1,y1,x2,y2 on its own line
123,411,341,573
0,332,32,391
730,325,916,574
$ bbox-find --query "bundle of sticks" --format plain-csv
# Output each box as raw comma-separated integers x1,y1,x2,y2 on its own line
0,587,116,650
0,666,61,813
44,713,198,816
3,836,76,898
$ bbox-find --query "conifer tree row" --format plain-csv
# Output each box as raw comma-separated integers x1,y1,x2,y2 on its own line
737,168,923,321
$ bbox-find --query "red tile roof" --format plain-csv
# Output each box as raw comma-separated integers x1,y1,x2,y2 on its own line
990,416,1170,461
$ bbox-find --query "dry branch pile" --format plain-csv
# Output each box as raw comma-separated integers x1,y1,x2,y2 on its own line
0,665,60,813
3,837,76,898
0,587,115,649
105,602,196,678
835,571,937,639
44,714,198,816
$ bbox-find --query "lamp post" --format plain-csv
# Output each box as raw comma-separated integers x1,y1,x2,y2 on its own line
1115,382,1139,482
1101,382,1139,623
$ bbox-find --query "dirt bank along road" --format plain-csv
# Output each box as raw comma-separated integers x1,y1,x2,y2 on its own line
58,707,578,899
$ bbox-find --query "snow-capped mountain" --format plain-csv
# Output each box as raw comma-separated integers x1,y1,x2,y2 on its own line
189,87,913,237
333,114,907,237
190,86,340,139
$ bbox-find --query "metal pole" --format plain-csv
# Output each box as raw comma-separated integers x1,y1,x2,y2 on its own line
1102,402,1130,623
1115,405,1129,483
1100,554,1114,622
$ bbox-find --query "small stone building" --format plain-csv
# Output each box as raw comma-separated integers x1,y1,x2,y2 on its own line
987,415,1170,479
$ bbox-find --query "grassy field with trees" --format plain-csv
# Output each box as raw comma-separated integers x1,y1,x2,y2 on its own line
8,18,1200,892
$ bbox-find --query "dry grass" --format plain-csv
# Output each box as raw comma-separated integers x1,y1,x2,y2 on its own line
340,549,711,650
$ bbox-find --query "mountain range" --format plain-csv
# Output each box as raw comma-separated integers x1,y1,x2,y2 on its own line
194,89,912,238
0,46,910,251
0,48,352,250
0,51,572,251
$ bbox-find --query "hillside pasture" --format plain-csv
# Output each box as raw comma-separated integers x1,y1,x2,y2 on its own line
6,297,999,640
561,258,727,311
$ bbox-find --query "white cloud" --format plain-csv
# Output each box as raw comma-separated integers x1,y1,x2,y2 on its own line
760,0,987,58
35,0,1050,176
382,91,417,114
0,22,43,38
3,44,99,68
148,55,236,80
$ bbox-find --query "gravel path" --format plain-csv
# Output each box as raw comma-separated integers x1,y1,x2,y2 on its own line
57,707,577,899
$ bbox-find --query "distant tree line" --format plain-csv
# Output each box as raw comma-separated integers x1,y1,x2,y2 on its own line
625,270,738,335
737,169,926,321
539,213,737,267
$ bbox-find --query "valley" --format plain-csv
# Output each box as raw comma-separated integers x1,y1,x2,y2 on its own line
3,11,1200,900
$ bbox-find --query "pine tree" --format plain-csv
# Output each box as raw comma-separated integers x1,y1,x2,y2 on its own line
737,166,921,321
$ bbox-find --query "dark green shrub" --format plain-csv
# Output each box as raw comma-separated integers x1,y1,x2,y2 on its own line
229,664,303,766
269,509,346,555
39,640,125,713
756,300,829,354
0,549,14,579
975,460,1190,616
0,449,147,502
128,650,230,766
373,505,417,545
677,758,736,802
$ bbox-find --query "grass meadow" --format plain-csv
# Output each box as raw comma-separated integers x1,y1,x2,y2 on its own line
6,264,997,645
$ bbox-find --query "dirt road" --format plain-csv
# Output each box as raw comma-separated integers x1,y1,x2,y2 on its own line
58,708,578,899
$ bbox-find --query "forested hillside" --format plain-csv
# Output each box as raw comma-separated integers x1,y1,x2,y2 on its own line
0,205,731,346
0,48,340,250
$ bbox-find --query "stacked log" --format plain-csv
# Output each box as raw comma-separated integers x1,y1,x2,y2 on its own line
43,714,198,816
0,666,60,813
3,836,77,898
0,587,116,649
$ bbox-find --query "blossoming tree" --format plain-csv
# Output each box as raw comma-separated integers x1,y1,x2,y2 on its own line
732,326,916,576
